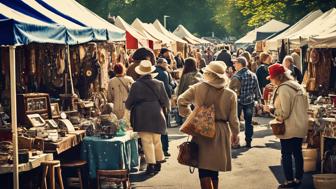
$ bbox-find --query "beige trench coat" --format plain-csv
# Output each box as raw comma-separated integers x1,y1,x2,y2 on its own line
178,82,240,172
107,76,134,119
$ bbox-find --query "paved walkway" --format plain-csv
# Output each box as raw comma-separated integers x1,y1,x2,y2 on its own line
130,117,316,189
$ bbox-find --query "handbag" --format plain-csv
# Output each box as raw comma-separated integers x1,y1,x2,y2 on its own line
180,87,221,138
269,119,286,135
177,136,198,173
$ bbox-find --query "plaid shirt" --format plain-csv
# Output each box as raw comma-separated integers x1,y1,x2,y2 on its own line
232,68,262,105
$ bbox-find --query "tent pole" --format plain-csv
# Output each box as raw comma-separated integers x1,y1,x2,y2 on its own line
66,45,75,96
10,46,19,189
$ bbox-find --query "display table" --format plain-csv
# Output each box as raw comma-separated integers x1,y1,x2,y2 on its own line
0,153,53,174
81,131,139,179
44,130,86,154
319,117,336,173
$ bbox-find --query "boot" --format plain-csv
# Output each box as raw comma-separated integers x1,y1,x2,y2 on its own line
200,177,214,189
212,179,218,189
154,162,161,173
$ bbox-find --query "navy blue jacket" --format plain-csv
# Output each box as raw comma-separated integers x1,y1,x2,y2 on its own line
154,66,176,98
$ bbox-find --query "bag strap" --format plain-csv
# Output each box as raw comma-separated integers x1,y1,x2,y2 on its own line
272,83,300,121
186,135,195,174
117,77,130,93
139,80,160,100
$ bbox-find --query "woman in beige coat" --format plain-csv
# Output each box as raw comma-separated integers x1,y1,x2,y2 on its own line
178,61,240,189
264,63,308,189
107,63,134,119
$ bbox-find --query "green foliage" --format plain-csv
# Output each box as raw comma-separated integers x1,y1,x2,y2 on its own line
209,0,251,38
76,0,336,38
77,0,227,38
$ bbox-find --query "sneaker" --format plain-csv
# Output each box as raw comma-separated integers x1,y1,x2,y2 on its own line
279,181,297,189
294,179,302,187
164,151,171,157
244,143,252,148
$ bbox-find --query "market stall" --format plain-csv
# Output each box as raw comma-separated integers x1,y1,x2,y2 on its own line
115,16,150,49
173,24,211,45
131,18,164,50
0,1,139,189
153,19,188,55
235,19,289,50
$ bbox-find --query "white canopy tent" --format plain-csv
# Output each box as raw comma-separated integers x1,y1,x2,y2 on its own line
153,20,187,44
287,8,336,48
131,18,163,49
40,0,126,41
153,19,187,53
309,31,336,48
114,16,150,49
265,10,323,51
173,24,211,44
145,23,174,46
235,19,289,48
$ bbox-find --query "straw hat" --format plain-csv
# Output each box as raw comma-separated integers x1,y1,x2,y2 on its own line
135,60,158,77
202,61,227,78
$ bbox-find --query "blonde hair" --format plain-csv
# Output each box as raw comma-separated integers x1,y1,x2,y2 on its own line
260,52,271,63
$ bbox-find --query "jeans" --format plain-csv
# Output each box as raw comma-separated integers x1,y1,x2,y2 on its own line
280,138,304,181
238,103,254,144
161,134,169,152
161,112,170,152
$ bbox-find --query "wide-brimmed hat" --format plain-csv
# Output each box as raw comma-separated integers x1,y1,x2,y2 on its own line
266,63,285,80
135,60,158,77
202,61,227,78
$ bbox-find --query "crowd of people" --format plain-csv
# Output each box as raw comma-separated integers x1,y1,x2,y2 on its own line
106,45,308,189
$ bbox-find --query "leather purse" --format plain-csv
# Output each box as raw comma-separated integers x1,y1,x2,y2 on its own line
177,137,198,173
269,119,286,135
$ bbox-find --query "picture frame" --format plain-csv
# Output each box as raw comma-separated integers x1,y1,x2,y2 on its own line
27,114,46,127
50,103,61,119
46,119,58,129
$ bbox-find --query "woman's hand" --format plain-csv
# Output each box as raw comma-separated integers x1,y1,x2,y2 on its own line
263,105,271,113
231,134,239,145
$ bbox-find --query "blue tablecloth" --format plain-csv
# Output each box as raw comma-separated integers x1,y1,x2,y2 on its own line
81,132,139,178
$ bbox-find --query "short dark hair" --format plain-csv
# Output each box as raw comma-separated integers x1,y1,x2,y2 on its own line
114,63,125,75
157,58,168,64
132,47,155,64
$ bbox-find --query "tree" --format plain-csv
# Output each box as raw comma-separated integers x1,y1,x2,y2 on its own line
235,0,336,27
209,0,251,38
77,0,228,38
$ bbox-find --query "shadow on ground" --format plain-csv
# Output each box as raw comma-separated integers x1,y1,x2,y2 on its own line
130,171,156,183
232,147,251,159
269,165,316,189
253,140,281,150
252,127,273,139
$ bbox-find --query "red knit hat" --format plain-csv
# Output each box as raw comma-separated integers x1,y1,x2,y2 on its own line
267,63,285,80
